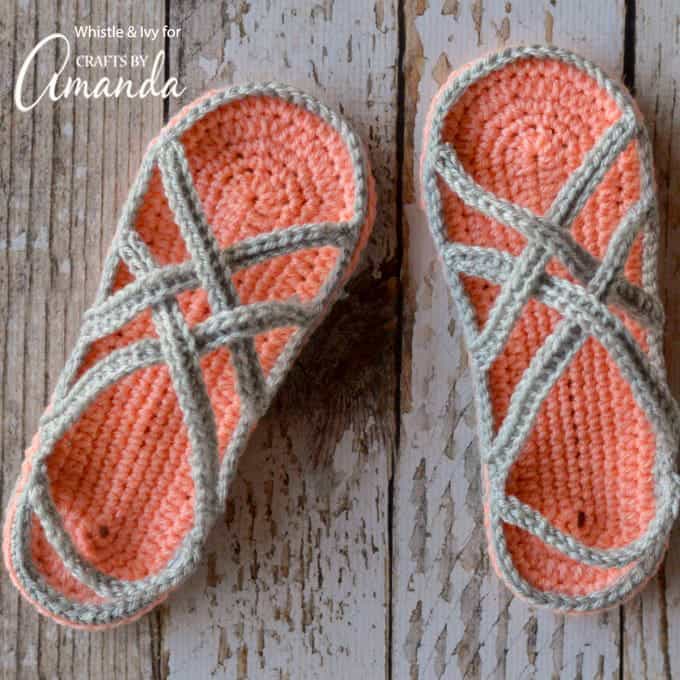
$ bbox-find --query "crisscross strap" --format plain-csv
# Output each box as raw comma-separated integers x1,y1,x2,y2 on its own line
422,46,680,608
9,83,370,624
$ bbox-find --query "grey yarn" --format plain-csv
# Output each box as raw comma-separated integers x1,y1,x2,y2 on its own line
8,83,370,626
422,45,680,612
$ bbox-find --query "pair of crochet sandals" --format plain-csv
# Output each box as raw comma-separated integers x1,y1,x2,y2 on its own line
5,45,680,629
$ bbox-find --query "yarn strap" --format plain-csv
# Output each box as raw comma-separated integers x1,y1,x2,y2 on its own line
428,61,680,570
19,133,359,601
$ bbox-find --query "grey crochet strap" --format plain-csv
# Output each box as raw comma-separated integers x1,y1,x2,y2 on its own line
436,131,678,567
9,82,371,625
462,112,640,369
422,45,680,606
77,222,353,344
159,139,269,420
25,139,354,600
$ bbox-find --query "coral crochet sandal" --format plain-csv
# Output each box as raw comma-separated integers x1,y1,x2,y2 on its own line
3,83,375,628
421,45,680,612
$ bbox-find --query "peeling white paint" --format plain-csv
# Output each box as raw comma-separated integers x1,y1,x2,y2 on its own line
198,56,218,79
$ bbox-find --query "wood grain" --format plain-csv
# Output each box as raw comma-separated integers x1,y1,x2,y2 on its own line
395,2,627,679
0,1,164,678
622,2,680,678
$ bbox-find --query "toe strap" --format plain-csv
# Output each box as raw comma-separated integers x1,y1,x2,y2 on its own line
493,481,680,569
24,479,207,600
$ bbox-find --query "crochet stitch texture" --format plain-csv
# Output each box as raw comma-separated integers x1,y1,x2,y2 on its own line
3,83,375,627
422,45,680,611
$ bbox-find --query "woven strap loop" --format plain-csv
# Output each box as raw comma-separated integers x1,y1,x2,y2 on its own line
7,82,370,626
431,101,680,569
22,134,353,601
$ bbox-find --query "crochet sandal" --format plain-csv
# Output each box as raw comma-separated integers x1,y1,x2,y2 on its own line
421,46,680,612
3,83,375,628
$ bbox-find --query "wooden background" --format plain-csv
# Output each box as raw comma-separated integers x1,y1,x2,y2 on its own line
0,0,678,678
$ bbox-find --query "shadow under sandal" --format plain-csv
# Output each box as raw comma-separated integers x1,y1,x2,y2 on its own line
3,83,375,628
421,45,680,612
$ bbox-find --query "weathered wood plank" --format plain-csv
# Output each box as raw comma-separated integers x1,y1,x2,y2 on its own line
160,1,399,678
0,1,164,678
623,2,680,678
0,1,41,672
395,2,626,679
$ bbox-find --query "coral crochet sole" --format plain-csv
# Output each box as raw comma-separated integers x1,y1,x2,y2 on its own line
421,46,680,612
4,84,375,628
